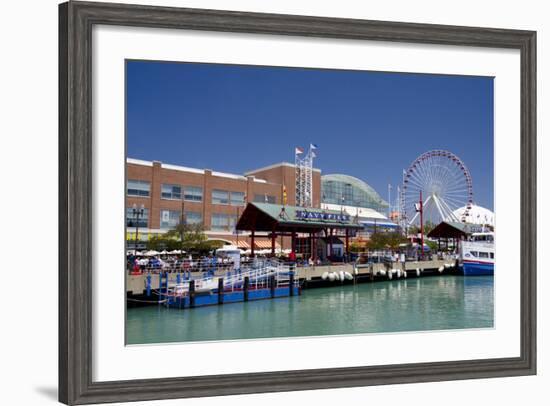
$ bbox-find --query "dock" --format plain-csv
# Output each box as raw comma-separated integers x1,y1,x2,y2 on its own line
127,258,459,305
296,258,458,286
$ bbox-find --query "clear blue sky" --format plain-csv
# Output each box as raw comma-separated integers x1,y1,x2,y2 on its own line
126,60,494,210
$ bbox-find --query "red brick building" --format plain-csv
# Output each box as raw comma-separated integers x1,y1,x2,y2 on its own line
126,158,321,250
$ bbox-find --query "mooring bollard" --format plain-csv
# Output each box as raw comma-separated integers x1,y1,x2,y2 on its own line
218,277,224,305
189,280,195,308
243,276,249,302
270,275,275,298
289,272,295,296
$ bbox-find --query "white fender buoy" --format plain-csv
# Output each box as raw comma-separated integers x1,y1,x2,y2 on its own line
416,268,421,277
321,272,329,280
328,272,336,282
333,272,340,281
438,266,444,273
444,263,451,269
379,269,386,276
396,269,402,278
339,271,345,281
344,272,353,280
403,270,407,278
388,270,393,280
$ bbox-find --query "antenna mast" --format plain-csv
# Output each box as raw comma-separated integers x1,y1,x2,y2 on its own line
295,144,316,207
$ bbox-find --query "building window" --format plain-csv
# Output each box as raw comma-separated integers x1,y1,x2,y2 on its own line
184,186,203,202
160,210,181,229
185,211,203,225
161,184,182,200
253,194,276,204
211,213,237,231
160,210,203,229
127,179,150,197
212,189,229,205
230,191,246,206
126,207,149,228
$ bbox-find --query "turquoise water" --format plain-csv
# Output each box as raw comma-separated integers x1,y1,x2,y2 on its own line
126,275,493,344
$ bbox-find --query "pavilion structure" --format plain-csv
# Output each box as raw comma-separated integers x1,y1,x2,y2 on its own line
427,221,485,252
235,202,363,260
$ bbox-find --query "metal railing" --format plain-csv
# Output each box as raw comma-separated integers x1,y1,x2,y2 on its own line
164,258,297,298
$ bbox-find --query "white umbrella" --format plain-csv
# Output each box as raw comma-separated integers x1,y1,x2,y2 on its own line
144,250,159,256
160,250,169,255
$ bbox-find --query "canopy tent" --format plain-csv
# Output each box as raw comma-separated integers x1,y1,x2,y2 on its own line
236,240,250,249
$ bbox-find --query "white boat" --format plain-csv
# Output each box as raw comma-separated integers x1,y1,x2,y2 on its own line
458,232,494,276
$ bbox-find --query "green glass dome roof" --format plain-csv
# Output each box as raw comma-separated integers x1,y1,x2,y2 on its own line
321,174,388,212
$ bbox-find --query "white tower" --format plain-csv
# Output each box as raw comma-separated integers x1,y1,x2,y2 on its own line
295,144,316,207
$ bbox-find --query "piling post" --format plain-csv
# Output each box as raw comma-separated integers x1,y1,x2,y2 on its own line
244,276,249,301
289,272,295,296
218,278,224,305
189,280,195,308
270,275,275,298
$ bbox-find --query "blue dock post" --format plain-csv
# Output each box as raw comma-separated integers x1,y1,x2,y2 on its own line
165,273,169,299
243,276,249,302
189,280,196,308
158,272,164,303
270,275,275,298
218,278,224,305
146,273,151,297
176,273,181,284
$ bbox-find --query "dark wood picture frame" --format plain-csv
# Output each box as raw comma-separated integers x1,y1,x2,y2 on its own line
59,1,537,404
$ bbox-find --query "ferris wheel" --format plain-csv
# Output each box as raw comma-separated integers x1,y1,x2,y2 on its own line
401,150,473,226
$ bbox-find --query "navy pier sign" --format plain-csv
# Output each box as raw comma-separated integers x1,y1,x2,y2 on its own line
295,210,350,222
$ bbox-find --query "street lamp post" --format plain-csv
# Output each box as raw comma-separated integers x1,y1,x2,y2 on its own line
132,203,145,255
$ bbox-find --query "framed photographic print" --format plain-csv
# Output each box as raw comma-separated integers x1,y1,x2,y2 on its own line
59,1,536,404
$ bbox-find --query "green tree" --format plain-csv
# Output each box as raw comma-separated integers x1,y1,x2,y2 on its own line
165,222,208,252
367,231,407,251
146,222,220,254
407,221,436,236
146,233,180,251
426,240,438,252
